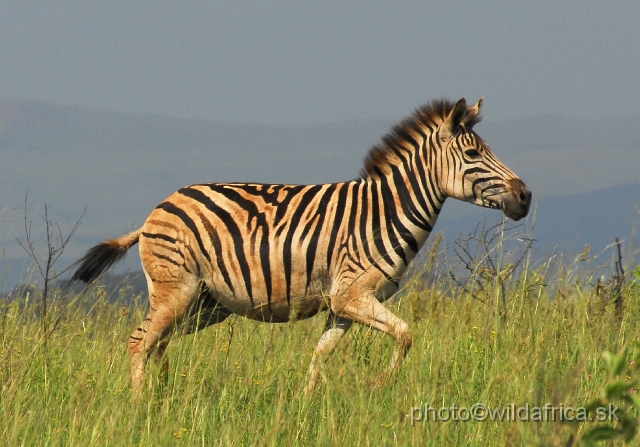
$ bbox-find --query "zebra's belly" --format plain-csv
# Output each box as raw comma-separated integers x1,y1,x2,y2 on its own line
204,263,333,322
216,292,329,323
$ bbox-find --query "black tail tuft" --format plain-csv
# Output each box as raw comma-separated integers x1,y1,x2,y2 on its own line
71,242,130,283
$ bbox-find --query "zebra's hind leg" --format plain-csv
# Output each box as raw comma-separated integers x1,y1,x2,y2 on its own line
154,338,170,389
181,284,233,334
128,280,199,399
304,313,352,394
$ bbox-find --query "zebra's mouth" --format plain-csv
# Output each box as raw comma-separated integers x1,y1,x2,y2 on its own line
502,204,527,221
482,194,529,221
486,200,500,210
500,194,531,221
483,180,531,221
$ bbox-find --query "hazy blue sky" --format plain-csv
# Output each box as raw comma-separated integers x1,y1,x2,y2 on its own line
1,1,639,125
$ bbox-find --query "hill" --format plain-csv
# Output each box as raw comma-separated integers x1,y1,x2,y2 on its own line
1,99,638,289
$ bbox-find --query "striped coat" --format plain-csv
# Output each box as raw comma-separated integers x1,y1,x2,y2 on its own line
72,97,531,396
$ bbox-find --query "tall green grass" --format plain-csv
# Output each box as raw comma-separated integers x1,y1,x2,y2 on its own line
2,252,640,446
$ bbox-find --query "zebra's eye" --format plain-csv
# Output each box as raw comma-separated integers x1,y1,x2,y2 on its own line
464,149,481,159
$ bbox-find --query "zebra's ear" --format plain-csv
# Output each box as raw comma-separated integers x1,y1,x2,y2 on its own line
462,97,483,128
440,98,467,140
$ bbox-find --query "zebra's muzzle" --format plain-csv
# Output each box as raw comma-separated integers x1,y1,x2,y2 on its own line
502,179,532,221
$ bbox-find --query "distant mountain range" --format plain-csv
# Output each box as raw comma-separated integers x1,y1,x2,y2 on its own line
436,183,639,255
1,99,638,290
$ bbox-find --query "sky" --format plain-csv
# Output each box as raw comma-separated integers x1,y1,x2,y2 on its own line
1,1,639,126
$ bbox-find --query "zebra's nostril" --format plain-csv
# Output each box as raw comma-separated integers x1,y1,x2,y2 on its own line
517,185,531,204
508,179,531,205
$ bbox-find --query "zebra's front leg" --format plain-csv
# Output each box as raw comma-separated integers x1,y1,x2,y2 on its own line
333,292,412,389
304,313,353,395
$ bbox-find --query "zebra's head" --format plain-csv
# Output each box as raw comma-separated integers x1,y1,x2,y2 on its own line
436,98,531,221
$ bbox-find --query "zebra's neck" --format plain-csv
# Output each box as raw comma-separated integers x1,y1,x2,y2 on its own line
362,154,445,272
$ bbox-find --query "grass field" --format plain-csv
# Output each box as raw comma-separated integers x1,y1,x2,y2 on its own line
2,235,640,446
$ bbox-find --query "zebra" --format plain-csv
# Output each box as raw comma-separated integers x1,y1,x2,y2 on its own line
71,97,531,397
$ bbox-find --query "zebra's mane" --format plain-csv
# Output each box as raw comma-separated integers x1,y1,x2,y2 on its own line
360,98,482,179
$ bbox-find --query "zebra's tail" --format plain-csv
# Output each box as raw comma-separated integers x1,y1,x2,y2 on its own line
71,228,143,284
